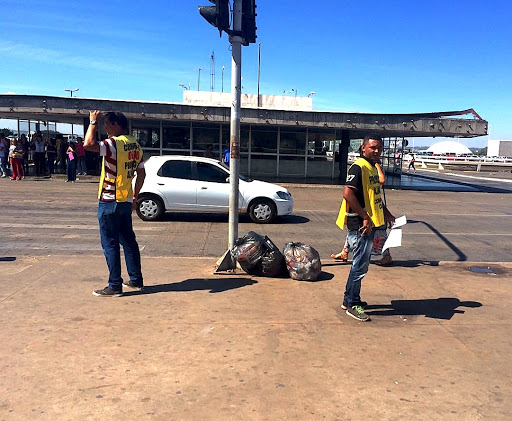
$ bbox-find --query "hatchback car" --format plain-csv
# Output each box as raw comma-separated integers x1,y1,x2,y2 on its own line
136,155,294,223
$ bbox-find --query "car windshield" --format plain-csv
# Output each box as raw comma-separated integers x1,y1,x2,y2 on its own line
219,161,250,181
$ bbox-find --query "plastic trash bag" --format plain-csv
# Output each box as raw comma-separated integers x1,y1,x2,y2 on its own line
231,231,266,274
283,242,322,281
260,236,286,277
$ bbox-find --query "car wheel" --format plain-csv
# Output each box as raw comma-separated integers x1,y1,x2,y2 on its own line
249,199,276,224
136,196,164,221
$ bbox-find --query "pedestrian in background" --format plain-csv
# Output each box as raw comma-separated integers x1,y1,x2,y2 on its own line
76,137,87,175
46,138,57,176
84,110,145,297
66,141,77,182
0,133,7,177
8,139,23,180
34,133,46,176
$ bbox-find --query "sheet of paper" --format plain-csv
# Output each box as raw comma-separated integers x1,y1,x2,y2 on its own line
382,228,402,252
392,215,407,229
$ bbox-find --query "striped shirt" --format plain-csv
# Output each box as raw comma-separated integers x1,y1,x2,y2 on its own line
99,138,117,201
98,137,145,202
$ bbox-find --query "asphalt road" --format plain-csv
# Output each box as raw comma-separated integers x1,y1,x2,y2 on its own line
2,176,511,263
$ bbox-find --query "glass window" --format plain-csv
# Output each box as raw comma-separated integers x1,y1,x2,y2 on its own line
251,126,277,154
163,123,190,149
133,128,160,148
280,128,306,155
192,124,220,152
157,160,193,179
196,162,228,183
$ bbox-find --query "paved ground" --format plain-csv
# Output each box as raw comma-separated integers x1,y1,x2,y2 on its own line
1,174,512,420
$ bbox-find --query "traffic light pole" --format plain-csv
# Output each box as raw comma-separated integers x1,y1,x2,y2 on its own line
215,0,243,272
229,0,242,250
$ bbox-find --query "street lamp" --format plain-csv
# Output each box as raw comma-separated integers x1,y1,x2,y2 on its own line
64,88,79,97
179,84,189,90
198,68,204,91
221,66,225,93
308,91,317,97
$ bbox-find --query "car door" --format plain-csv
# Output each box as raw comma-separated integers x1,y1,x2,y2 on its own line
154,159,198,210
195,161,242,211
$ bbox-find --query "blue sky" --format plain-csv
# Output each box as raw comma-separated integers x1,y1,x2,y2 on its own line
1,0,510,147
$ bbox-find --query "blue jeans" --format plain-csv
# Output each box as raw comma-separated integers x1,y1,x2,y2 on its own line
344,229,376,306
67,159,76,181
98,201,143,291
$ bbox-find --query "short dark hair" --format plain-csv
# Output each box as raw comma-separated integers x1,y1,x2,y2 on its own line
104,112,128,132
362,133,383,145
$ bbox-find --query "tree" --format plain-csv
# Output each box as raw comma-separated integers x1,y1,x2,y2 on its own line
0,128,13,137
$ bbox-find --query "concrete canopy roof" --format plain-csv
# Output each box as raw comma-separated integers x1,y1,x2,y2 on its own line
0,94,488,140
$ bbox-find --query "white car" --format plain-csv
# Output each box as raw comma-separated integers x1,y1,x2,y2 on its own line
136,155,294,223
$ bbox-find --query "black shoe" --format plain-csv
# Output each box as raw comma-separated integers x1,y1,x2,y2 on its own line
122,281,144,291
341,300,368,310
92,286,123,297
345,305,371,322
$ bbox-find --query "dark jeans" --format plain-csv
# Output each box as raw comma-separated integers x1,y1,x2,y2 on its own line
35,152,46,175
98,201,143,291
47,154,56,174
344,228,376,307
66,159,76,181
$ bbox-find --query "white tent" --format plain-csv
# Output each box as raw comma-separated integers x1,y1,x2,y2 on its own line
426,141,472,155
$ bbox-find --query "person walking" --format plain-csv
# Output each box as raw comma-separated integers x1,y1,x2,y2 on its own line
335,134,395,321
84,110,145,297
408,154,416,172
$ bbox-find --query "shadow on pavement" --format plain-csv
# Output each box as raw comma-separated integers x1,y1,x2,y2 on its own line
365,298,482,320
408,219,467,261
125,277,258,295
160,213,309,224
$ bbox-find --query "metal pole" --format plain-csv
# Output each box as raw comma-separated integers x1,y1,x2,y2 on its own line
257,43,261,107
228,0,242,250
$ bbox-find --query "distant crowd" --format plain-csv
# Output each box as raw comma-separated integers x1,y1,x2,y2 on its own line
0,132,102,181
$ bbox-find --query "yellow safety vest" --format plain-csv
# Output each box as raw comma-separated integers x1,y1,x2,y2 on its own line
98,135,143,202
335,157,385,230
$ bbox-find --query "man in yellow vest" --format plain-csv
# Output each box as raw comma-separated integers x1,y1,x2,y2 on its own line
84,110,145,297
336,134,395,321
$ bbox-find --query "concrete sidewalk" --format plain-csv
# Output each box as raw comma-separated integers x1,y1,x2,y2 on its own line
1,255,511,420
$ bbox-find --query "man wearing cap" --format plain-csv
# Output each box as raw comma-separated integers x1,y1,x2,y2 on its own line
84,111,145,297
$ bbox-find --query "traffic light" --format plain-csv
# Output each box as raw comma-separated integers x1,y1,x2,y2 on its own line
198,0,231,36
241,0,257,45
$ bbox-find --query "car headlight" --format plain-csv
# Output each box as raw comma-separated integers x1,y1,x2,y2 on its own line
277,191,292,200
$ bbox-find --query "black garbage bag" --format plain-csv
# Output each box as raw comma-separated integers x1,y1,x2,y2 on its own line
283,242,322,281
231,231,266,275
260,236,287,277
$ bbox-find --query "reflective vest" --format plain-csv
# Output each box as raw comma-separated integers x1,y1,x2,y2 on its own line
98,135,143,202
336,157,385,230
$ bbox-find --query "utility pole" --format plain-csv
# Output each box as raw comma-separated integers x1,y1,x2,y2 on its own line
228,0,243,252
199,0,257,271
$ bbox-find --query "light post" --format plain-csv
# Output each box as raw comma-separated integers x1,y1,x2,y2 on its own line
198,68,204,91
179,83,189,90
308,91,316,97
64,88,79,97
221,66,225,92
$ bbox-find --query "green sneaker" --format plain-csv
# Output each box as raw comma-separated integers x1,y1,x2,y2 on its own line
345,305,371,321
